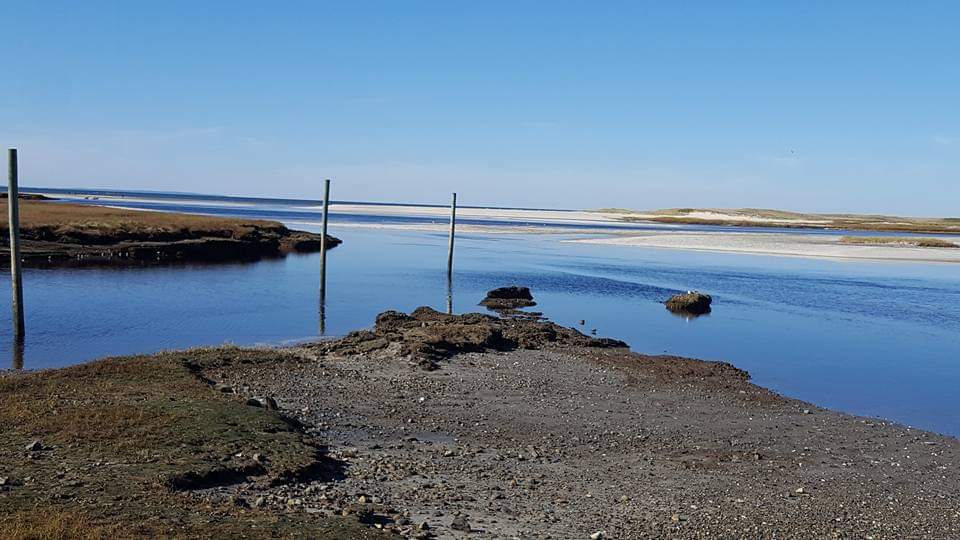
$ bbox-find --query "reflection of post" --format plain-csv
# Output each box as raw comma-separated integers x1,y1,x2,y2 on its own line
11,336,24,370
319,292,327,336
446,192,456,277
446,273,453,315
8,149,25,338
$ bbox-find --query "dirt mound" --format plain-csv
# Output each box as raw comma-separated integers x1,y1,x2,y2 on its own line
312,307,627,369
665,291,712,315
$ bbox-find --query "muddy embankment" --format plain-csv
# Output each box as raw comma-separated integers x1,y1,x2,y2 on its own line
0,199,340,267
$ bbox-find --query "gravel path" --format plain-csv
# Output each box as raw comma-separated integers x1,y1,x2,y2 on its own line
203,326,960,539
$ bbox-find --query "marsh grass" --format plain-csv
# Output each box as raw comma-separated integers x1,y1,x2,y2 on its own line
839,236,958,248
0,200,287,242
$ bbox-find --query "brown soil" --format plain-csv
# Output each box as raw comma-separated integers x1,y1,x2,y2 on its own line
0,200,340,266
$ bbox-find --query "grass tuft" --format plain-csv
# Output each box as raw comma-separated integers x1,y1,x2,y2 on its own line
839,236,958,248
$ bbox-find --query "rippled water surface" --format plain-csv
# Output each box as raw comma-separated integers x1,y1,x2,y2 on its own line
2,195,959,437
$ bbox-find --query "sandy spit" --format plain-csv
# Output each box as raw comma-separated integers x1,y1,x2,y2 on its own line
570,232,960,263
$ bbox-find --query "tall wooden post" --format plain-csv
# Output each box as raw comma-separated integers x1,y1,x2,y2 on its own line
319,179,331,293
318,179,330,335
8,149,24,338
447,192,456,277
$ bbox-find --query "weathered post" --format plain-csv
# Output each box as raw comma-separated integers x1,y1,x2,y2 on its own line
447,192,456,277
11,336,24,370
318,179,331,334
8,149,24,338
319,179,331,293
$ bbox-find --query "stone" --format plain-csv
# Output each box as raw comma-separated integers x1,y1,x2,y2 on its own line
665,291,712,315
450,514,471,531
590,532,605,540
247,397,279,410
25,440,43,452
480,286,537,310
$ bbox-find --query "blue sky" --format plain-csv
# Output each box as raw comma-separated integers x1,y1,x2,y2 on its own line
1,2,957,214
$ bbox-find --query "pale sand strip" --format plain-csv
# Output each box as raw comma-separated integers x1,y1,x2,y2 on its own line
326,203,617,224
568,232,960,263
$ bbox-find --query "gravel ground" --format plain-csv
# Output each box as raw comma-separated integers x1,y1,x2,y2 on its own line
203,312,960,539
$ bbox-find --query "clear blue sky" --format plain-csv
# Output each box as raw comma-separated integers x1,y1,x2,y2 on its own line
1,2,957,214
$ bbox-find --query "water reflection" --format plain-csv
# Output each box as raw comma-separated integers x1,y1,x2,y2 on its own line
446,274,454,315
319,289,327,336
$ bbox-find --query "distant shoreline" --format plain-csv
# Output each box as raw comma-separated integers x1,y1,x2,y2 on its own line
595,207,960,236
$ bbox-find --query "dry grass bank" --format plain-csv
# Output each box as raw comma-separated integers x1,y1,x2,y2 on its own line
0,347,385,538
0,200,338,265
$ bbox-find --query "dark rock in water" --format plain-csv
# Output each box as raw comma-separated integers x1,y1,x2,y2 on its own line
484,286,533,300
665,292,712,315
480,286,537,310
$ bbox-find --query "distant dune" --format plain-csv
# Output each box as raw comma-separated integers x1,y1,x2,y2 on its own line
594,207,960,235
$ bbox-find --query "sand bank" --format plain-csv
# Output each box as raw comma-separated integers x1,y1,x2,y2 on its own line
570,232,960,263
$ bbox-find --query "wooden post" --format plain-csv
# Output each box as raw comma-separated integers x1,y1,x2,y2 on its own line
8,149,24,338
319,179,331,293
11,336,24,370
447,192,456,277
318,179,330,335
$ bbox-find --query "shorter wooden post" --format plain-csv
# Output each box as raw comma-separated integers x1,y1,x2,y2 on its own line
11,336,24,370
8,149,24,338
447,192,456,277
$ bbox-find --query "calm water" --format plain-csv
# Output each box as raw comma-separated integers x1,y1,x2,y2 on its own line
2,194,960,437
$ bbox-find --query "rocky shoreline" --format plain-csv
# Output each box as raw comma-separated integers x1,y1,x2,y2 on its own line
2,309,959,538
0,200,340,266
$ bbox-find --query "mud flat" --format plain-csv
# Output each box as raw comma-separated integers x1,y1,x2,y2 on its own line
0,199,340,266
2,309,958,538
